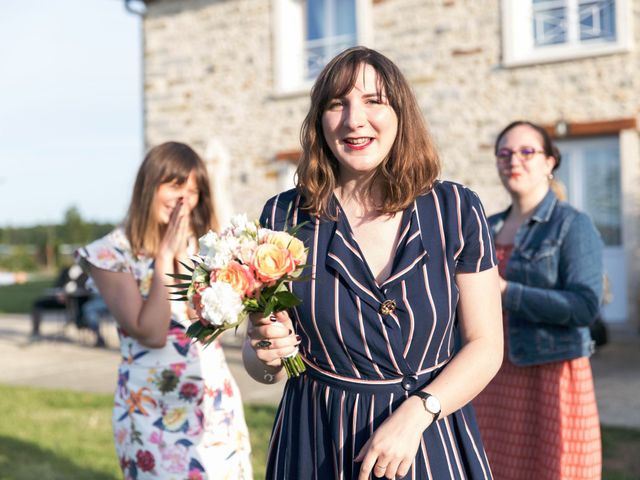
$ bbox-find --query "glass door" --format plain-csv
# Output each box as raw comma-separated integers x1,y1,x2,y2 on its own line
555,136,626,323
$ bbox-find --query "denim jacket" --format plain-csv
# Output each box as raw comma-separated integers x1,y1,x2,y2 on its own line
489,190,603,366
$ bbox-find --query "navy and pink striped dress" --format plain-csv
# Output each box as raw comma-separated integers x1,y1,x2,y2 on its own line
260,181,497,479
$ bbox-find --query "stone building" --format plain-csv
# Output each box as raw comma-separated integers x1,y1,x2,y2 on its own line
135,0,639,333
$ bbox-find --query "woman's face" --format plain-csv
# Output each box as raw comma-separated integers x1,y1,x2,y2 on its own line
153,170,199,225
321,63,399,182
495,125,555,197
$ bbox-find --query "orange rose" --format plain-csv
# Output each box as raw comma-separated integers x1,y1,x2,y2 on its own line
214,261,256,298
265,232,307,265
252,243,296,284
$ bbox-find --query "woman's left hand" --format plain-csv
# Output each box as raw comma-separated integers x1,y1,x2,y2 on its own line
355,397,429,479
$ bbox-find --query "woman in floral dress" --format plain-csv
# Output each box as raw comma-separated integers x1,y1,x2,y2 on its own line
77,142,252,479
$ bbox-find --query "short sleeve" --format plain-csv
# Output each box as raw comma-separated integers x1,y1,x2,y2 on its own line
259,197,277,230
259,189,300,231
455,187,497,273
74,228,131,276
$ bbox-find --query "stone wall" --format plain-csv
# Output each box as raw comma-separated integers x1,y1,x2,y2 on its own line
144,0,639,217
144,0,309,221
372,0,639,213
143,0,640,329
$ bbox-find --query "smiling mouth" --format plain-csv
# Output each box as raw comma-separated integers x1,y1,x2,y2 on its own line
343,137,373,150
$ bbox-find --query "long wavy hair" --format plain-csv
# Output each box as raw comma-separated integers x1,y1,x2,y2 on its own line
125,142,217,256
297,46,441,219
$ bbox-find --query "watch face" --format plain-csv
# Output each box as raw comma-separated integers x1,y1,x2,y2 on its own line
425,395,441,414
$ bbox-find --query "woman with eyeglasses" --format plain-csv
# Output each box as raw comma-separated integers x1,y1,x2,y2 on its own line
473,121,603,479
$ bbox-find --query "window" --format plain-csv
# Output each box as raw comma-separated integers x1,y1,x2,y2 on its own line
273,0,370,94
502,0,632,66
555,136,621,246
306,0,357,80
555,136,627,322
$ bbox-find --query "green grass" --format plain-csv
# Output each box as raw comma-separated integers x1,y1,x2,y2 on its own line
0,383,638,479
0,278,54,314
0,385,118,479
602,425,640,479
0,384,276,480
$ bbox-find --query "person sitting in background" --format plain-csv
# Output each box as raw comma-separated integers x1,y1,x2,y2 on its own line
81,294,110,347
30,264,90,337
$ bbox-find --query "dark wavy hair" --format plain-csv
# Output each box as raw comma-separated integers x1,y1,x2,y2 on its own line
494,120,562,171
125,141,217,255
296,46,441,218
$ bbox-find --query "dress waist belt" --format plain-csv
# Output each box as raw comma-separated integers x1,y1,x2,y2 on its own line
300,356,449,395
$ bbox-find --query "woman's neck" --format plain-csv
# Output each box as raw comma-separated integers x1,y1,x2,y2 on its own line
335,176,381,219
509,184,550,222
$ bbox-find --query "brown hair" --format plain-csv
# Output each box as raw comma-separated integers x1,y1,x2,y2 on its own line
125,142,217,256
494,120,562,171
296,46,441,218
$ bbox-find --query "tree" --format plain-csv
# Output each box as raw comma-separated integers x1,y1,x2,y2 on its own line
61,206,90,244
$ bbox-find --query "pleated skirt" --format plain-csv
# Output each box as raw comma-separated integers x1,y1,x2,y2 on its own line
265,368,493,480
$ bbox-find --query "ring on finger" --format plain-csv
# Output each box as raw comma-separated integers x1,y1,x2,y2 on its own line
256,339,272,349
374,464,387,470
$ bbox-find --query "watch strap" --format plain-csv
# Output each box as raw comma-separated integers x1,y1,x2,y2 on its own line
411,391,441,422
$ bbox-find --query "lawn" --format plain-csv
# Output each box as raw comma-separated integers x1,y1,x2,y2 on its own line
0,384,639,479
0,384,276,480
0,276,54,314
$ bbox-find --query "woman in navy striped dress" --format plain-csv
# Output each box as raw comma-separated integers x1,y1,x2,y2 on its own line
243,47,503,480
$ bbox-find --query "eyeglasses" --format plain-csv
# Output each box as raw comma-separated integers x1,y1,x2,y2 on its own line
496,147,545,164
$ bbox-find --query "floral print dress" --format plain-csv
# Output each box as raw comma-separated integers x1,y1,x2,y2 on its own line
76,228,252,480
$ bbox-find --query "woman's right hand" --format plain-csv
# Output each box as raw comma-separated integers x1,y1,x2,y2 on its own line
158,198,190,261
248,310,300,367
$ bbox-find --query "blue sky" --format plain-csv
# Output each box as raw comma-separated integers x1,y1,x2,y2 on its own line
0,0,142,227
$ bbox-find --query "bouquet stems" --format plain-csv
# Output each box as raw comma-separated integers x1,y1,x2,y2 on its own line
282,348,306,378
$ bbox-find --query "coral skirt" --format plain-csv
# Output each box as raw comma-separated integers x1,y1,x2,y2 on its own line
473,244,601,480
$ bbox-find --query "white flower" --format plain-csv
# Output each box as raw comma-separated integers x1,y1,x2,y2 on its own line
199,282,245,327
230,213,251,230
198,230,219,256
198,231,234,270
222,213,258,239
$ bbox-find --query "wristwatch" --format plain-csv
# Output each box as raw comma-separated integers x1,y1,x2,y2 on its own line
412,391,441,422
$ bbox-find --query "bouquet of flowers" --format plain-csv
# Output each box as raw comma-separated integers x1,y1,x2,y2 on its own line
169,214,308,377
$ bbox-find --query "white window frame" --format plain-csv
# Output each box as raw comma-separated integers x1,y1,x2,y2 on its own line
501,0,633,67
272,0,372,96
